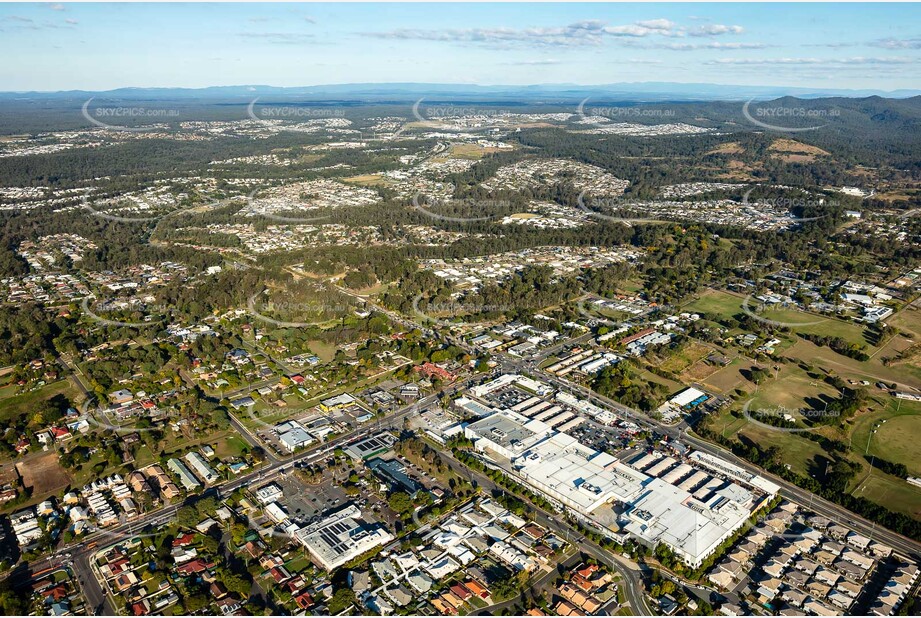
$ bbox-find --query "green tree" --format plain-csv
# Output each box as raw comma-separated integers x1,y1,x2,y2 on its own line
388,491,414,515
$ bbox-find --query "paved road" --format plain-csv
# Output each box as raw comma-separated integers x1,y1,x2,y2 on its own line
34,289,921,615
227,409,281,464
58,353,93,400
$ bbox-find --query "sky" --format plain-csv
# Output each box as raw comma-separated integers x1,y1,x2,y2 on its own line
0,2,919,92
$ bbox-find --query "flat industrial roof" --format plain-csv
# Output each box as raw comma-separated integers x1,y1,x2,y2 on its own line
465,409,550,452
513,433,647,513
622,477,750,566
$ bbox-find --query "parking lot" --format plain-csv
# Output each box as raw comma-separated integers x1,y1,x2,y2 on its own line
483,384,533,410
570,420,635,454
276,470,349,524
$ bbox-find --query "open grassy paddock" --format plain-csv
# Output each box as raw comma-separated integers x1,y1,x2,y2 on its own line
684,289,875,349
789,339,921,391
683,288,744,317
849,397,921,477
0,379,82,425
654,340,713,375
706,382,921,519
850,468,921,520
307,339,338,363
697,357,760,394
746,363,840,416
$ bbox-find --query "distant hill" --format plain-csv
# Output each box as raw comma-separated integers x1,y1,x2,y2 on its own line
1,82,919,103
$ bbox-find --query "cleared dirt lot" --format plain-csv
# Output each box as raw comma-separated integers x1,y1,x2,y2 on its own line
16,451,71,495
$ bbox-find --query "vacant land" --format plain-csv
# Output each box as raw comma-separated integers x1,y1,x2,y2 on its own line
0,380,81,424
655,340,712,375
849,398,921,477
737,422,828,477
708,388,921,519
851,468,921,520
304,339,336,363
342,174,394,188
683,289,744,317
214,435,251,459
769,139,830,164
16,452,71,496
888,303,921,337
706,142,744,155
789,339,920,391
683,357,727,382
687,289,873,349
746,363,840,415
699,358,759,394
447,143,507,159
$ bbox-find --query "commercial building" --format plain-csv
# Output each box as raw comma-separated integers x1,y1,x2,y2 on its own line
511,432,646,514
295,504,394,571
345,434,397,461
255,483,284,506
463,409,552,460
467,411,771,568
320,393,356,412
367,458,423,496
277,422,316,453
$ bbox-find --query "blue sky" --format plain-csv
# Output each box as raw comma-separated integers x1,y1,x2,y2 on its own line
0,2,918,92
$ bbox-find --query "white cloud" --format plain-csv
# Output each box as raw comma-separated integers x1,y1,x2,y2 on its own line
237,32,317,44
689,24,745,37
603,24,658,37
636,41,768,51
502,58,562,66
635,19,675,31
362,19,745,47
707,56,918,65
870,37,921,49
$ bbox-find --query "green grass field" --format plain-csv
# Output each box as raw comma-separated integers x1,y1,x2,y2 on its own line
707,392,921,518
850,467,921,519
684,289,746,317
656,341,712,375
0,379,81,424
790,339,920,392
746,364,839,415
849,398,921,476
307,339,338,363
738,423,828,477
684,289,873,349
215,435,251,459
